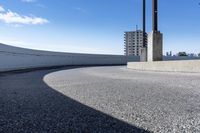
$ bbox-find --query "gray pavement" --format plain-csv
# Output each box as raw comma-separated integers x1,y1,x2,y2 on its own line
1,66,200,132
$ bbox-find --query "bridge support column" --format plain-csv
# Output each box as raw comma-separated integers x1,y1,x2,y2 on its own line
148,31,163,61
147,0,163,61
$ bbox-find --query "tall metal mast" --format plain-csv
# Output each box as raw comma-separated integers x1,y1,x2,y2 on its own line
143,0,146,47
153,0,158,31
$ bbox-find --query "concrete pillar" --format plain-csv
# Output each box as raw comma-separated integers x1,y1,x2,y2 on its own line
148,31,163,61
140,47,147,62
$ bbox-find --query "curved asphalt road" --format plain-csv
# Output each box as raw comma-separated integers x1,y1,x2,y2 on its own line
0,66,200,133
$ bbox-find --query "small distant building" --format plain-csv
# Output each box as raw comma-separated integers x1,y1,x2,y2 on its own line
124,30,147,56
166,52,169,56
188,53,196,57
166,51,172,56
170,51,172,56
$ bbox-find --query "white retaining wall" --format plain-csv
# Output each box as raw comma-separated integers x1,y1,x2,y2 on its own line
0,43,139,72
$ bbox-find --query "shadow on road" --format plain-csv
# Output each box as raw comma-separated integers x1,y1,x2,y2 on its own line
0,67,150,133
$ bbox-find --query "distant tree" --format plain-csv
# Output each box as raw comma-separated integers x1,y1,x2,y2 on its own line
198,53,200,57
178,52,188,56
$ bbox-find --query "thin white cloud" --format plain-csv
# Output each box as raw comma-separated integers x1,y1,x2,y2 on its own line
0,5,49,26
74,7,87,14
0,5,5,12
36,4,46,9
21,0,36,3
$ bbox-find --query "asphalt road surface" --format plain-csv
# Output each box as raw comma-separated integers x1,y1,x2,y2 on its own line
0,66,200,133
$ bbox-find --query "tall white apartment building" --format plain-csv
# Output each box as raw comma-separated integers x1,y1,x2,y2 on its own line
124,30,147,56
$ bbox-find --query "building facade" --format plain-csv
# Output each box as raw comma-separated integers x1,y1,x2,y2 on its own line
124,30,147,56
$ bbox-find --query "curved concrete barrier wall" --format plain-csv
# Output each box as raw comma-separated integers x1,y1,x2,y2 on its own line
0,43,139,72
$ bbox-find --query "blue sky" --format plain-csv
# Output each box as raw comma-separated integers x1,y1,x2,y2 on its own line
0,0,200,55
